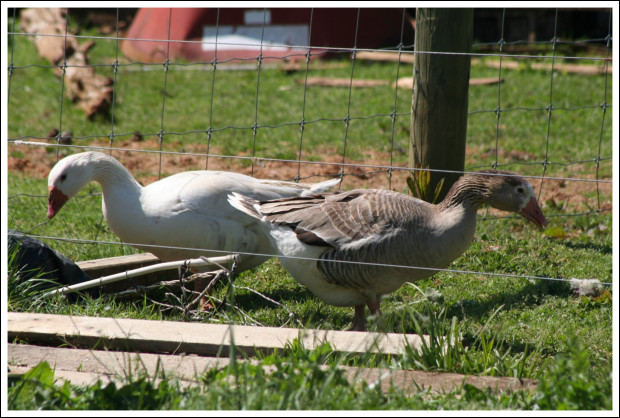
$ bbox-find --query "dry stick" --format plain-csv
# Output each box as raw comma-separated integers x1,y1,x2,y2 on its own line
183,269,267,326
41,255,239,298
109,272,206,299
97,265,237,322
149,267,298,327
170,265,238,319
113,265,235,316
73,253,281,326
182,255,239,312
178,273,297,327
123,271,222,313
184,270,232,313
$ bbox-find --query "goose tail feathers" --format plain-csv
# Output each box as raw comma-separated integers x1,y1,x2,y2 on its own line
303,177,341,196
228,192,263,220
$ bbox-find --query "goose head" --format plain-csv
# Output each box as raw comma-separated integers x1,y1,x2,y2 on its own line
476,170,548,229
47,152,98,219
439,170,548,229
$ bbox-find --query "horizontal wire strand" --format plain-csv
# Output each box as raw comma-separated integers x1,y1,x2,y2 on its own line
21,234,614,287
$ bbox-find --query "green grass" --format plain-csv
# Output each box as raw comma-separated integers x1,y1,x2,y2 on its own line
466,62,613,179
7,212,613,409
6,17,613,410
7,336,613,410
8,26,612,177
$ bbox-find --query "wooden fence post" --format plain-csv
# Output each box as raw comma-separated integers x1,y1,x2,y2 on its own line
409,8,473,202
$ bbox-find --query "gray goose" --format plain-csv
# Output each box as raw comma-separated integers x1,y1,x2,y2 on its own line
229,170,548,331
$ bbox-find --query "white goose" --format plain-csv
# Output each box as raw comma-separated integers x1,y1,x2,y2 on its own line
229,170,548,331
47,151,340,297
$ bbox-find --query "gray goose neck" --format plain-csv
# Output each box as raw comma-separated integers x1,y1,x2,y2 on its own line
437,175,490,211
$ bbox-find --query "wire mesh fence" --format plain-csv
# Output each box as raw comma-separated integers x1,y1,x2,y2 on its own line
6,7,614,289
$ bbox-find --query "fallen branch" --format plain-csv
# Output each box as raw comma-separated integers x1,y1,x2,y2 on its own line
299,77,389,88
104,270,215,299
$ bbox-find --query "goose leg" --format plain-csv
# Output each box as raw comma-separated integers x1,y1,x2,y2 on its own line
367,299,382,317
350,304,367,331
367,299,383,329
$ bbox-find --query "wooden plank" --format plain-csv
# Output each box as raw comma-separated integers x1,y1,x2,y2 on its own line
8,344,225,389
8,344,537,394
7,312,429,357
394,77,503,89
485,60,612,75
280,62,350,72
356,51,415,64
10,365,120,388
76,253,161,274
469,77,505,85
76,253,178,292
299,77,389,88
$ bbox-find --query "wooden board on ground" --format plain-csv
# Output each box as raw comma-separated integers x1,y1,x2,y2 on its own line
76,253,161,275
7,312,429,357
484,60,612,75
393,77,504,89
356,51,415,64
76,253,180,292
299,77,389,88
7,344,537,395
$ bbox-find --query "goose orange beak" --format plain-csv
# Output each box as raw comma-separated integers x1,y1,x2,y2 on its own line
520,196,548,230
47,186,69,219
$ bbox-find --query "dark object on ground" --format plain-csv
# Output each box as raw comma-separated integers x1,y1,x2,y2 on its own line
8,230,97,299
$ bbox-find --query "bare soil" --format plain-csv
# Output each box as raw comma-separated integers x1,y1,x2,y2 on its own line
9,136,612,216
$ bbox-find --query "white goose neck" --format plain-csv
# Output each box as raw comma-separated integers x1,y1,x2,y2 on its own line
88,153,142,193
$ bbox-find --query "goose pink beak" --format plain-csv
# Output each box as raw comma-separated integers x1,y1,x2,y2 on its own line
520,196,548,229
47,186,69,219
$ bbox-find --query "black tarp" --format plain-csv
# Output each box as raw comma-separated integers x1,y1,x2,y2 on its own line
8,230,97,299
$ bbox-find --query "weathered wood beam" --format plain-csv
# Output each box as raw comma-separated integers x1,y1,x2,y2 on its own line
8,344,537,395
7,312,429,358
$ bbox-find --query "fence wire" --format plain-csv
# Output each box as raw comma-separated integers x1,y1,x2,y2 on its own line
6,7,614,290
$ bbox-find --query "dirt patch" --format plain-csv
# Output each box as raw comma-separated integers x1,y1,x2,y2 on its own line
8,137,612,214
9,137,409,189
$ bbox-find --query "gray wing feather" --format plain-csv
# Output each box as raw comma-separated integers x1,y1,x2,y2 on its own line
259,189,421,248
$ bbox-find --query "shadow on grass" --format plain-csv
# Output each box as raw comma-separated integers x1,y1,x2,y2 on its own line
444,278,572,321
388,277,575,338
557,240,612,255
231,286,355,329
